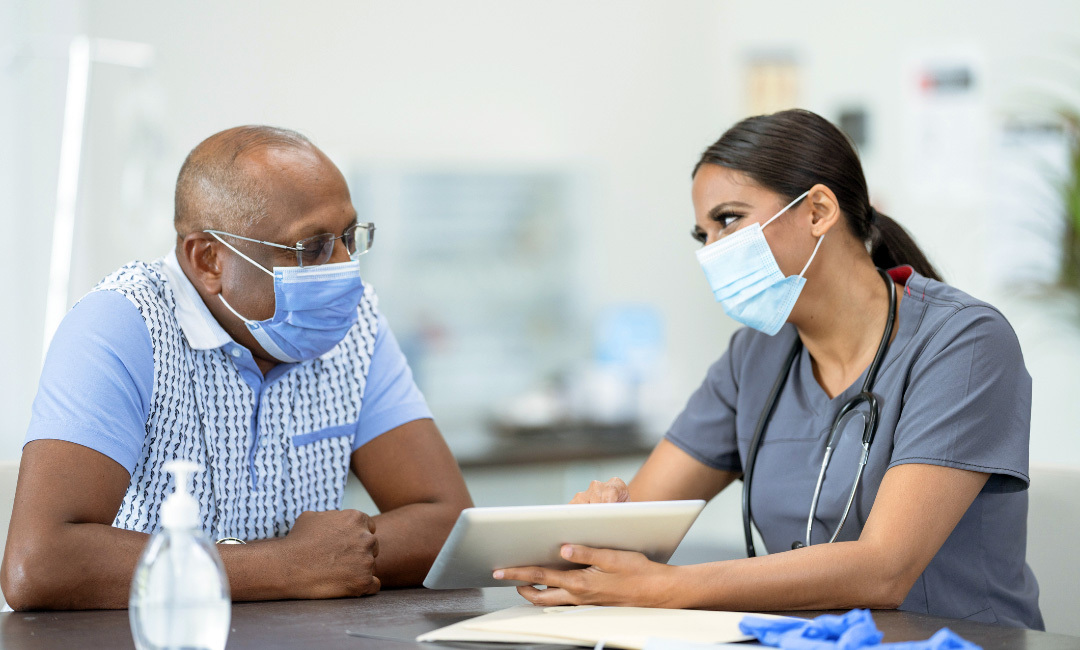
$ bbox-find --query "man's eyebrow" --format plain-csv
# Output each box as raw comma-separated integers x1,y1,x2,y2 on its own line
706,201,752,222
292,214,358,241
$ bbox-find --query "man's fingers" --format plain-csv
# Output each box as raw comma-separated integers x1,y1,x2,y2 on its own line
367,575,381,595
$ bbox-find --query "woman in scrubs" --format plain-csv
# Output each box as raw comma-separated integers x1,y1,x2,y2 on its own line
494,109,1043,629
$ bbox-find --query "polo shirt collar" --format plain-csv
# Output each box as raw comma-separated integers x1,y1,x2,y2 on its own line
160,249,234,350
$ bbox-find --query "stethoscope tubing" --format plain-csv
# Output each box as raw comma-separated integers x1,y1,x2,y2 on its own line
742,269,897,557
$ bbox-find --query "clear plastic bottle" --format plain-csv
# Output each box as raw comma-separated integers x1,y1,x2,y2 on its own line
129,460,231,650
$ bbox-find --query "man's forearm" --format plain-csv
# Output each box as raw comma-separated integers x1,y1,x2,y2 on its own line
370,501,463,587
4,524,298,610
3,523,149,610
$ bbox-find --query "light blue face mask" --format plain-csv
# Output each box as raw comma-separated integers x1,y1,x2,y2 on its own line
695,190,823,336
208,233,365,363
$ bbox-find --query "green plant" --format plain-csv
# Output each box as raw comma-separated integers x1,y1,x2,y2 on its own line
1058,110,1080,291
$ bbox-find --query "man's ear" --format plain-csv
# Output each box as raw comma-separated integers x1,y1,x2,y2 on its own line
806,183,842,237
180,233,223,294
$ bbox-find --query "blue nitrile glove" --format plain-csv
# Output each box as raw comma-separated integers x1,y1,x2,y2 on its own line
738,610,981,650
740,609,882,649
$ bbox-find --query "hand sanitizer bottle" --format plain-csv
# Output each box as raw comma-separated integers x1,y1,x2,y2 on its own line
129,460,231,650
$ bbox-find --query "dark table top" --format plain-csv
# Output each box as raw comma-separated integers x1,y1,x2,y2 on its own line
453,429,654,470
3,587,1078,649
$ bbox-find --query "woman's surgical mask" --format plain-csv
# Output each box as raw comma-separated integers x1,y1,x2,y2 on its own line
207,232,365,363
695,190,823,336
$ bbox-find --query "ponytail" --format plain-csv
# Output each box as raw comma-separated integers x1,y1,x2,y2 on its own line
868,207,943,282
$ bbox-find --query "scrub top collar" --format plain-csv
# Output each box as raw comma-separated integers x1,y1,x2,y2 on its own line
160,249,235,351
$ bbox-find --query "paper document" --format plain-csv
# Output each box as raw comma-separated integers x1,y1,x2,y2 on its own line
417,604,793,649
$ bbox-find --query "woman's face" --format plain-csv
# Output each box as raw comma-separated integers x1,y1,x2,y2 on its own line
690,164,814,279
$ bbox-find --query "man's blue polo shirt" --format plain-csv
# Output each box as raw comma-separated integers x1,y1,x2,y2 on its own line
25,251,432,539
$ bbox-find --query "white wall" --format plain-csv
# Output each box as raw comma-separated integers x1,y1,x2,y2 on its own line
4,0,1078,484
1,1,89,461
1,0,741,461
4,0,1078,472
18,0,1072,467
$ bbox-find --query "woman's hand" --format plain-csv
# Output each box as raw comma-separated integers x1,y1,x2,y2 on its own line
492,544,683,608
570,478,631,504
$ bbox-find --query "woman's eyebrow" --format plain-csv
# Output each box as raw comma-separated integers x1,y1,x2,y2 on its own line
706,201,752,222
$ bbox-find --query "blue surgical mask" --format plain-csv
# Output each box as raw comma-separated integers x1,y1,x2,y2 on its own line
695,190,823,336
208,234,365,363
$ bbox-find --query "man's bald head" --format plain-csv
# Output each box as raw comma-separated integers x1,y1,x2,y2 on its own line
174,125,317,235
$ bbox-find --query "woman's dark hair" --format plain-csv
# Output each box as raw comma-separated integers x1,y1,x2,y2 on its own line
694,109,942,282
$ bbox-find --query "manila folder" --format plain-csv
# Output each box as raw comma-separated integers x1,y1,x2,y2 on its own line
417,604,794,649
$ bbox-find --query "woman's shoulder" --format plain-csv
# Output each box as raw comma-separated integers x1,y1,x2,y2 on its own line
899,268,1023,363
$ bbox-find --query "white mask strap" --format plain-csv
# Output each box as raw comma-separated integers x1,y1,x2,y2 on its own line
799,233,826,278
206,231,275,277
762,190,811,230
218,293,255,325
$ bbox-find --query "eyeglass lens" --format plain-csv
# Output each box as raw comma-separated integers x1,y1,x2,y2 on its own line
295,224,374,266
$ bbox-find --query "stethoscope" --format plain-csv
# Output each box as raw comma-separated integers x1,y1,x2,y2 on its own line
741,269,897,557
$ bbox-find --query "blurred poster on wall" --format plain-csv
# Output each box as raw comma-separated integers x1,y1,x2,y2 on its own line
744,52,800,117
903,51,988,198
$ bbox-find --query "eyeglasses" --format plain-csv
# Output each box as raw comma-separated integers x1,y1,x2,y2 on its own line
203,223,375,267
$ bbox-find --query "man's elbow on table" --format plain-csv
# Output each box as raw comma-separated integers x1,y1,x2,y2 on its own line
2,538,62,611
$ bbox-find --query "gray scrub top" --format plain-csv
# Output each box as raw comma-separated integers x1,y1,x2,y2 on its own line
665,267,1043,630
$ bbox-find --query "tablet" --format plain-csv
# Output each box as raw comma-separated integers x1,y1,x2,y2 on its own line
423,500,706,589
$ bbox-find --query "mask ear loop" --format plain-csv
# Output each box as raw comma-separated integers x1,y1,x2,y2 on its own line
798,232,826,278
205,232,275,277
762,190,811,229
217,292,255,325
759,189,825,279
204,231,274,324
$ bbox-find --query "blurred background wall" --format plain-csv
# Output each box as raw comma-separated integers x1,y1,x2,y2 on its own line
3,0,1080,631
7,0,1079,463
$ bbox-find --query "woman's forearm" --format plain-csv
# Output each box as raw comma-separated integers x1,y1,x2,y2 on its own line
670,540,911,612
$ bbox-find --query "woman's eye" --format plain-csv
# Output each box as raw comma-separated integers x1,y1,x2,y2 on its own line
691,228,707,244
712,211,742,228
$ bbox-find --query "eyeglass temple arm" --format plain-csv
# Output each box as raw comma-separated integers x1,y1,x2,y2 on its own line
204,230,297,251
203,231,275,276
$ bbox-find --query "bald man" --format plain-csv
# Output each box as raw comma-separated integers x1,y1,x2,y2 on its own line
1,126,473,610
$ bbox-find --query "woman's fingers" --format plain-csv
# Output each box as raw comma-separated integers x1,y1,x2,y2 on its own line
494,565,570,588
561,544,634,570
516,584,577,606
571,477,629,504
